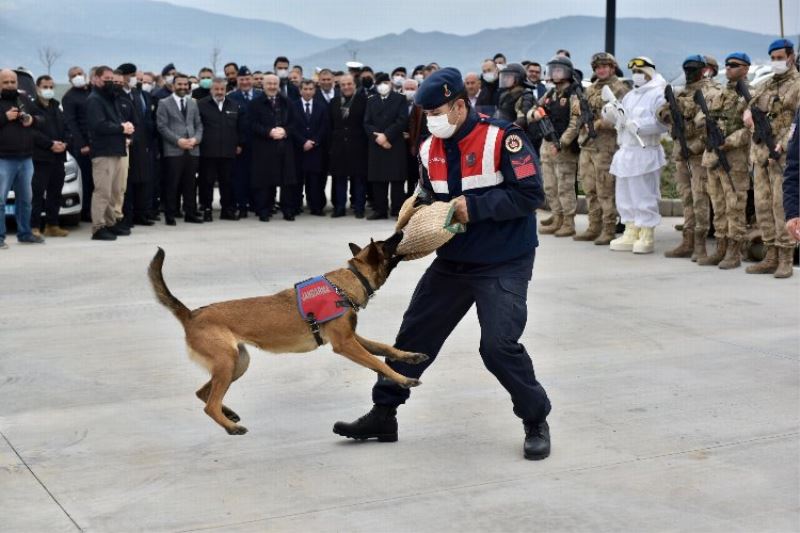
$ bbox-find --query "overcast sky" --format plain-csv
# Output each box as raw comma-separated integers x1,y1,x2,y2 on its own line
162,0,800,40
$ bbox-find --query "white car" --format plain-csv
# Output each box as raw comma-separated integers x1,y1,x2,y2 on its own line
4,68,84,226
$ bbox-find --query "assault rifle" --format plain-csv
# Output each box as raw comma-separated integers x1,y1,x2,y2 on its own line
601,85,645,148
664,85,691,171
693,89,731,175
572,81,597,146
735,79,781,160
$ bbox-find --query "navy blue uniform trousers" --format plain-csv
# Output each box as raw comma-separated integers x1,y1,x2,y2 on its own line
372,260,551,424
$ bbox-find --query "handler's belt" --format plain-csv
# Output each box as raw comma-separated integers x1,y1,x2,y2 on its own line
295,276,357,346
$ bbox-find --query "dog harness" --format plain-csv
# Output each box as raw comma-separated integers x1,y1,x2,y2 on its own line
295,276,358,346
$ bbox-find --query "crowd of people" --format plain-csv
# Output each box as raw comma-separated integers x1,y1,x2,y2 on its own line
0,43,798,279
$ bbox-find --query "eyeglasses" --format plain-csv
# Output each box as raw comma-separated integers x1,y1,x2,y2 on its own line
725,62,746,69
628,57,655,69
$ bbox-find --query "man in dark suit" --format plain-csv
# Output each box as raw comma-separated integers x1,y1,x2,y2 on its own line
250,74,298,221
227,66,263,218
198,78,243,221
328,74,368,218
315,68,339,105
275,56,300,102
525,62,547,100
363,72,409,219
156,73,203,225
117,63,156,227
291,79,329,216
62,66,94,221
402,78,428,197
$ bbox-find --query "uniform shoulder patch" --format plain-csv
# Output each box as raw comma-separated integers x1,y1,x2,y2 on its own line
505,133,523,153
510,153,536,179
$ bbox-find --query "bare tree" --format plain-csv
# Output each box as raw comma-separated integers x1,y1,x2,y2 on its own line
38,46,62,76
210,42,222,74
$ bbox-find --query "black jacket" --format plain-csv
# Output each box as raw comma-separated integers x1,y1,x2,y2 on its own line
32,97,68,163
328,92,368,177
0,90,44,158
62,86,91,151
363,92,408,182
198,96,242,159
249,93,296,186
87,89,126,157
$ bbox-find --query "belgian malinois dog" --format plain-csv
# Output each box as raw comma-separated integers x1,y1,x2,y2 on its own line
148,234,426,435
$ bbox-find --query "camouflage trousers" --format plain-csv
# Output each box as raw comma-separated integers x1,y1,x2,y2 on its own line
706,165,749,241
673,154,704,232
578,148,617,226
540,141,578,217
754,158,794,248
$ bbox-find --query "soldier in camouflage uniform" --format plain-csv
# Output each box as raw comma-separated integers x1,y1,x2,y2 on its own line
744,39,800,278
658,55,721,261
530,56,580,237
698,52,752,269
571,52,630,244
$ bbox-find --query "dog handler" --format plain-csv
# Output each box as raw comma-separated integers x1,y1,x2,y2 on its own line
333,67,552,460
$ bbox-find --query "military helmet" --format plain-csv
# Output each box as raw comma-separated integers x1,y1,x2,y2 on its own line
498,63,526,87
591,52,617,69
546,55,574,81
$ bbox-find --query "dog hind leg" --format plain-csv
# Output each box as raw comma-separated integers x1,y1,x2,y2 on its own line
195,343,250,424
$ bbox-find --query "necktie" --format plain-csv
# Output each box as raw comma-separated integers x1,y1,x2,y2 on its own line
180,98,186,118
305,102,311,119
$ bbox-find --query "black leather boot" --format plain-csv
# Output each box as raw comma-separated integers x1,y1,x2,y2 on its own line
523,421,550,460
333,405,398,442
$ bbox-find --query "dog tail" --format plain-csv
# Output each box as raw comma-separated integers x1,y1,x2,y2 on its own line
148,247,191,324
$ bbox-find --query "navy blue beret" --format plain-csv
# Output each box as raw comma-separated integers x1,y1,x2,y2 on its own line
769,38,794,54
414,67,465,110
682,54,706,68
725,52,751,65
161,63,175,76
237,65,251,76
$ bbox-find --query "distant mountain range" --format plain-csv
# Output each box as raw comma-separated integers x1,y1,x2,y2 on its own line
0,1,783,81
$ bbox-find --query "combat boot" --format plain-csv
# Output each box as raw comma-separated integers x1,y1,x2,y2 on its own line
691,230,707,263
554,215,576,237
332,404,398,442
745,245,778,274
632,227,655,254
718,239,742,270
698,237,727,266
523,420,551,460
540,213,555,226
539,214,562,235
609,223,639,252
594,223,617,245
664,229,694,258
573,218,601,241
44,225,69,237
774,247,794,279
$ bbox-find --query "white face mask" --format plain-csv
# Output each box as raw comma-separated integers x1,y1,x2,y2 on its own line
376,83,391,96
771,60,789,75
405,90,416,101
165,75,175,85
71,75,86,88
128,77,138,89
427,105,458,139
632,73,648,87
413,74,424,83
276,69,289,79
141,83,153,93
190,83,199,91
497,63,507,71
39,88,55,100
482,71,497,83
393,75,405,87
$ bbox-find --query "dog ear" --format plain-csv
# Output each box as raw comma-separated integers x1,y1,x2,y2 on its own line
349,243,362,256
365,241,381,264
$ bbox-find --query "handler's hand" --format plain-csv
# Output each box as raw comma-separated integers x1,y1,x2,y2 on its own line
787,217,800,242
452,195,469,224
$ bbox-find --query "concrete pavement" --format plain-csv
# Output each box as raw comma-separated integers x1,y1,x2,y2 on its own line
1,213,798,532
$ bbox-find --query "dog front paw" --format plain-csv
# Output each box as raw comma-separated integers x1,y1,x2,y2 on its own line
226,424,248,435
400,378,421,389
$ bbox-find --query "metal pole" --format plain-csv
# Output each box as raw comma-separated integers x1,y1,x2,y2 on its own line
605,0,616,54
779,0,784,37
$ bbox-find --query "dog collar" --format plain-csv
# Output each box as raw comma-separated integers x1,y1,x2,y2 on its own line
348,264,376,303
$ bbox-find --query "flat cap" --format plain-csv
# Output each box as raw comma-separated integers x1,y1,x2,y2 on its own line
414,67,464,110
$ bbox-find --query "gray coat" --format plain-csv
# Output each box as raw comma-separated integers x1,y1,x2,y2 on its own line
156,95,203,157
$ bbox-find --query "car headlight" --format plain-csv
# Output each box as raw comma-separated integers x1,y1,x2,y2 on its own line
64,159,78,183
